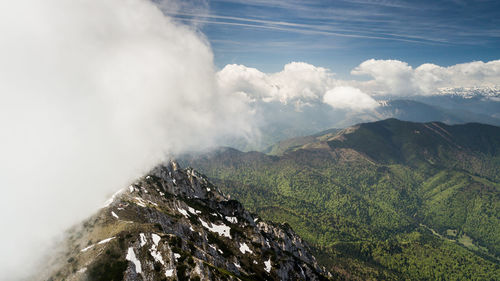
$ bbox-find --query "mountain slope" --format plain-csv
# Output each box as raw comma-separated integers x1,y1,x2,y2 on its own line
181,119,500,280
41,162,329,281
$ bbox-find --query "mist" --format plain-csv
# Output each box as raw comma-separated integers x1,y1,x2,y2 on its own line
0,0,255,279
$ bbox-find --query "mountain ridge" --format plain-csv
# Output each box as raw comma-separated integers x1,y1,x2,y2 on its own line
40,161,330,281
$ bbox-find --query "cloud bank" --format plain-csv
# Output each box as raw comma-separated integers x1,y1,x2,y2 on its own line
352,59,500,96
217,59,500,110
0,0,254,279
323,86,379,111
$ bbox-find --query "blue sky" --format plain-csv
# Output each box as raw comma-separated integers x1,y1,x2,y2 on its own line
166,0,500,77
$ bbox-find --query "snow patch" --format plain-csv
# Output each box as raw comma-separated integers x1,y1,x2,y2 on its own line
174,253,181,261
111,211,119,219
188,206,201,215
139,233,147,247
97,237,115,245
239,242,253,254
80,244,94,252
177,207,190,218
152,233,161,246
199,218,231,238
126,247,142,274
134,197,147,207
165,269,174,277
148,233,164,264
264,258,272,273
225,216,238,224
103,188,124,207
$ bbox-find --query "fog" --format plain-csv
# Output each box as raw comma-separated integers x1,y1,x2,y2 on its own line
0,0,255,279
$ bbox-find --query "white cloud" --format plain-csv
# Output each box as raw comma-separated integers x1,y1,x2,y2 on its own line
218,59,500,105
323,86,379,111
0,0,255,278
351,59,416,95
352,59,500,96
217,62,336,103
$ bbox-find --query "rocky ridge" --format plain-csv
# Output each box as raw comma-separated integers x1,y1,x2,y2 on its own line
43,161,329,281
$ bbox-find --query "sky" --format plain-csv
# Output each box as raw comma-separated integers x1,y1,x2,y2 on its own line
166,0,500,76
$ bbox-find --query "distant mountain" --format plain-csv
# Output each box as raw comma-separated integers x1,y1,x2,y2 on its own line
40,162,329,281
182,119,500,280
225,99,500,152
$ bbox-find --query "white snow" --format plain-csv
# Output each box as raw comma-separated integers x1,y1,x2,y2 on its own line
177,207,190,218
97,237,115,245
103,188,124,207
147,200,158,206
188,206,201,215
206,187,211,192
150,247,164,265
234,262,241,269
253,217,259,222
172,178,176,184
139,233,147,247
80,244,94,252
126,247,142,274
239,242,253,254
189,226,194,231
148,233,164,265
134,197,147,207
225,216,238,224
77,267,87,274
199,218,231,238
253,260,258,264
159,191,165,196
174,253,181,261
146,176,151,180
111,211,119,219
165,269,174,277
152,233,161,246
264,258,272,273
129,185,135,193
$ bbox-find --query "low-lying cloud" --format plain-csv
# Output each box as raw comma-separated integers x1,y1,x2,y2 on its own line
217,59,500,110
323,86,379,111
352,59,500,96
217,62,336,103
0,0,254,279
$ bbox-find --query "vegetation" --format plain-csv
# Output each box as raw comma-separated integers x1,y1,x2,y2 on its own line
182,119,500,280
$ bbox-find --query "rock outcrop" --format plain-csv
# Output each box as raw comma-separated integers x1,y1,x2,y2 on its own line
43,161,329,281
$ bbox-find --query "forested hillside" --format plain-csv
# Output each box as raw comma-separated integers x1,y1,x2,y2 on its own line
182,119,500,280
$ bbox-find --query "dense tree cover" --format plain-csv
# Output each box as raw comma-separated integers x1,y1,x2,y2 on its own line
181,119,500,280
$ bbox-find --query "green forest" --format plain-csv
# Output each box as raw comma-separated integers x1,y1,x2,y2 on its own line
182,119,500,280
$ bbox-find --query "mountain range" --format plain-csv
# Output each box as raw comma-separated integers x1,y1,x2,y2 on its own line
182,119,500,280
227,93,500,152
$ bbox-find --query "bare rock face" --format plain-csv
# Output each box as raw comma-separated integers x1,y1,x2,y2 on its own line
43,161,330,281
